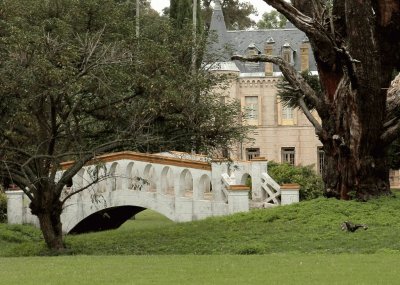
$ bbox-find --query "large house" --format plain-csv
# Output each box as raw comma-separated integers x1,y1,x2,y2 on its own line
207,1,324,173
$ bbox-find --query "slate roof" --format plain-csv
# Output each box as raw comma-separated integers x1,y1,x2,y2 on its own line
207,2,317,74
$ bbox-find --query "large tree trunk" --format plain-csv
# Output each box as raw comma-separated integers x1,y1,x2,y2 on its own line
37,210,64,250
253,0,400,200
30,192,65,250
323,140,391,200
318,2,394,199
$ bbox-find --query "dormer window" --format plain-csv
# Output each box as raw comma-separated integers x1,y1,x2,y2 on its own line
246,43,261,57
244,43,261,71
282,41,295,65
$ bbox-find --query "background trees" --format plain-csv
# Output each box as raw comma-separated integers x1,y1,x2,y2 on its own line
0,0,247,250
202,0,257,30
256,10,287,29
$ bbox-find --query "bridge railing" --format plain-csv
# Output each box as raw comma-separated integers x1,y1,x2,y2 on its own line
261,172,281,205
220,172,250,214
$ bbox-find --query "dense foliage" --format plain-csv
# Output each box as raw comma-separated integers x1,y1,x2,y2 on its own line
276,70,322,111
0,0,248,249
267,161,324,200
257,10,287,29
202,0,257,30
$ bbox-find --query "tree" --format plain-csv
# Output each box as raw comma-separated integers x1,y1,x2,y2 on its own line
257,10,287,29
170,0,202,31
169,0,203,70
202,0,257,30
233,0,400,200
0,0,248,250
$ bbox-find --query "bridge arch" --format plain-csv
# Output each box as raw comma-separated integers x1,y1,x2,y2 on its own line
240,173,251,185
65,190,176,234
108,162,121,191
161,166,174,195
199,174,212,200
125,162,135,189
143,164,157,192
179,169,193,197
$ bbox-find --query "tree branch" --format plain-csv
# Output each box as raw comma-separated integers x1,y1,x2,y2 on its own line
232,54,329,139
261,0,314,31
54,139,134,195
61,174,110,205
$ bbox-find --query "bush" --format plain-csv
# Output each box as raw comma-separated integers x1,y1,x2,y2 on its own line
0,189,7,223
268,161,324,200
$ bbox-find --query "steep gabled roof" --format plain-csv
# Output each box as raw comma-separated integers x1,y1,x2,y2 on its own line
207,1,317,74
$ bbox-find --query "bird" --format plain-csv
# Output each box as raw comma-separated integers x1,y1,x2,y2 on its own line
341,221,368,232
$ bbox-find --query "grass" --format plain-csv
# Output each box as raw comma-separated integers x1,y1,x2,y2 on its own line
2,195,400,256
1,254,400,284
2,197,400,284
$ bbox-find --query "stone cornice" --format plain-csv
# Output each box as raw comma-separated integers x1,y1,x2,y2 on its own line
60,151,212,171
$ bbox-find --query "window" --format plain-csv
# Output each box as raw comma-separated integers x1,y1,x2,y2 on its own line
244,96,258,120
282,105,293,120
281,147,295,165
283,50,291,62
318,147,325,175
280,104,295,125
246,148,260,161
282,42,294,65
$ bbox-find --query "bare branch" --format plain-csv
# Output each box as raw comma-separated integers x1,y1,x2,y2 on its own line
232,54,321,107
55,139,134,194
61,174,109,205
232,54,328,138
261,0,314,31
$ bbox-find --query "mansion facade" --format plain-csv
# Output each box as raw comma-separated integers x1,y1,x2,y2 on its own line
208,1,324,174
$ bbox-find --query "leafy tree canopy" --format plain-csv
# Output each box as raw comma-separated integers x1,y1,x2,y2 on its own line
203,0,257,30
0,0,248,250
257,9,287,29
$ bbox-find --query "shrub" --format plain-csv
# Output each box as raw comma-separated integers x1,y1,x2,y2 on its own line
267,161,324,200
0,189,7,223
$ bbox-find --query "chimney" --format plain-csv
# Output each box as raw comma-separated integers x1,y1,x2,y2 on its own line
264,37,275,76
300,38,310,72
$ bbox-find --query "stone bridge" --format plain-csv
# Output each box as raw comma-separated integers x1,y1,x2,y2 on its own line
6,151,299,233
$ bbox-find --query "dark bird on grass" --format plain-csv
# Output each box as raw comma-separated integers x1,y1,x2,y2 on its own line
341,221,368,232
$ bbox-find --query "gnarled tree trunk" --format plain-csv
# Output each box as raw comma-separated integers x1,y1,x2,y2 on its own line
234,0,400,199
265,0,400,200
30,188,65,250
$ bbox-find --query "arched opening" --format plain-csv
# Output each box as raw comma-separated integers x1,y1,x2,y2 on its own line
108,162,120,191
179,169,193,197
68,206,145,234
143,164,157,192
241,173,252,199
125,162,135,189
161,166,174,195
199,174,212,200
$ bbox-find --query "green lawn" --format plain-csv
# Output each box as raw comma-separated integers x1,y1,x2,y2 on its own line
3,196,400,256
1,254,400,284
2,197,400,283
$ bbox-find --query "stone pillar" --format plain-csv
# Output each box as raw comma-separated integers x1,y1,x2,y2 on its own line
264,40,274,75
300,40,310,72
227,185,250,214
250,157,268,201
5,190,24,224
280,184,300,205
211,162,227,202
